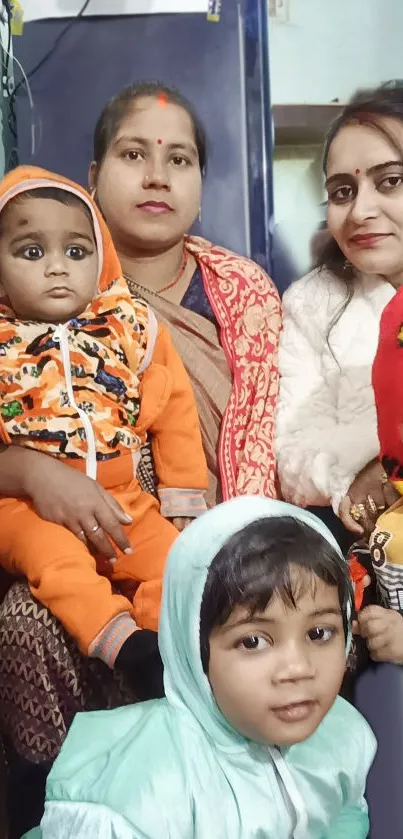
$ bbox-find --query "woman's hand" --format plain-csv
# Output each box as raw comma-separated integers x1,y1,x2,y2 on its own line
23,452,133,560
339,459,398,535
354,605,403,664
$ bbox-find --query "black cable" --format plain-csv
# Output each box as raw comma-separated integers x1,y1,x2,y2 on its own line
1,0,18,162
12,0,91,98
2,0,18,141
5,0,91,168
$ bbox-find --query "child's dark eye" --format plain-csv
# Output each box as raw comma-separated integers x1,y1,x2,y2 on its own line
308,626,335,643
22,245,43,260
66,246,88,260
238,635,268,652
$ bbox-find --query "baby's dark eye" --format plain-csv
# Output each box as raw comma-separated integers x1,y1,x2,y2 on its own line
66,246,87,260
22,245,43,260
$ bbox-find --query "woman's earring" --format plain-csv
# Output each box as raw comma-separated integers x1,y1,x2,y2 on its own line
343,259,353,272
198,206,202,224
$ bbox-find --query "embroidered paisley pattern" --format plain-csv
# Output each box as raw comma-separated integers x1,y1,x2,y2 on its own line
186,237,281,500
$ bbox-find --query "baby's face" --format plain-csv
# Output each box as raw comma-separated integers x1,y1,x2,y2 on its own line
0,196,98,322
208,569,346,747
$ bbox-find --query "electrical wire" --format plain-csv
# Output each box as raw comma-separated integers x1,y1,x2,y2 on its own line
3,48,36,156
1,0,18,167
4,0,91,168
12,0,91,98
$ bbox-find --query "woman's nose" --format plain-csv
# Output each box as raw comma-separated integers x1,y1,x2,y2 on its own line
143,157,170,190
348,183,379,223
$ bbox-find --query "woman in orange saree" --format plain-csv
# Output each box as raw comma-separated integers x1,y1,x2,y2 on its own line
0,83,281,837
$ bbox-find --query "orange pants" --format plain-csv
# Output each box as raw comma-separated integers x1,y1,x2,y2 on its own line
0,454,178,659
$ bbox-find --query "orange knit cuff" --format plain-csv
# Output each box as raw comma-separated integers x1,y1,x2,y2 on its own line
158,487,207,519
88,612,138,668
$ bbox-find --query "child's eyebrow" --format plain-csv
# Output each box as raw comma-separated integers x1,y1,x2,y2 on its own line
224,606,343,630
308,607,343,619
9,230,94,247
67,231,95,244
9,231,42,245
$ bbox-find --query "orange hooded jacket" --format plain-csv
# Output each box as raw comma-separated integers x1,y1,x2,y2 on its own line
0,166,207,518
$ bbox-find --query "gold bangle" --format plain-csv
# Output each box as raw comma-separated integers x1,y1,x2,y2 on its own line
366,495,378,518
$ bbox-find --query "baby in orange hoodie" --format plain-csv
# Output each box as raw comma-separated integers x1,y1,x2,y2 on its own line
0,167,208,698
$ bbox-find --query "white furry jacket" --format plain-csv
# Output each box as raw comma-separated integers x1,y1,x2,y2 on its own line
276,267,395,514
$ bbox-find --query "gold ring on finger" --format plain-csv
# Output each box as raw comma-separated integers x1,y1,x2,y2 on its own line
350,503,366,523
87,523,101,535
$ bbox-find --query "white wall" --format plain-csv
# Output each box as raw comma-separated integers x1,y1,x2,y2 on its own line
24,1,209,23
273,145,324,274
269,0,403,277
270,0,403,105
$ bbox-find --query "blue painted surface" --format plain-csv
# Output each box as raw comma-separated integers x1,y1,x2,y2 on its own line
243,0,274,274
356,663,403,839
13,3,297,287
14,6,248,257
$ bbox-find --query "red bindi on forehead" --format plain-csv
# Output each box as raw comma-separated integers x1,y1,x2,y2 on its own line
355,169,360,175
157,92,168,108
157,138,162,145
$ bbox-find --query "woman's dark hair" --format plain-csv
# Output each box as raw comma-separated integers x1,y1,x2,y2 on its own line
199,516,351,672
92,81,207,174
319,84,403,282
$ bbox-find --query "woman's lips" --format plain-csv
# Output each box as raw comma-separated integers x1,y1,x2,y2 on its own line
349,233,391,248
137,201,173,214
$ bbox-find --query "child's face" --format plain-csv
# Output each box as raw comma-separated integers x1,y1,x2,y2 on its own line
208,568,346,747
0,197,98,322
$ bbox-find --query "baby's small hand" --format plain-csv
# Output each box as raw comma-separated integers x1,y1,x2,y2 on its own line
170,516,193,532
356,605,403,664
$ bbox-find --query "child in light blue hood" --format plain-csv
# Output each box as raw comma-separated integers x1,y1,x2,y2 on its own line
28,497,376,839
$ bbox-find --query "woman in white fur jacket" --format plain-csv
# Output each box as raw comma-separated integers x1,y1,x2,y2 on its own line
276,85,403,550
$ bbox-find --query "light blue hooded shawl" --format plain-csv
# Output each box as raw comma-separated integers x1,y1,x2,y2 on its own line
29,498,376,839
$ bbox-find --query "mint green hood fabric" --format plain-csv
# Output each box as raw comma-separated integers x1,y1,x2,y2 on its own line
160,496,351,744
28,497,376,839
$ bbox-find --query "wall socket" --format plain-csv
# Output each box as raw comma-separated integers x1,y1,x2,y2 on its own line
268,0,289,22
